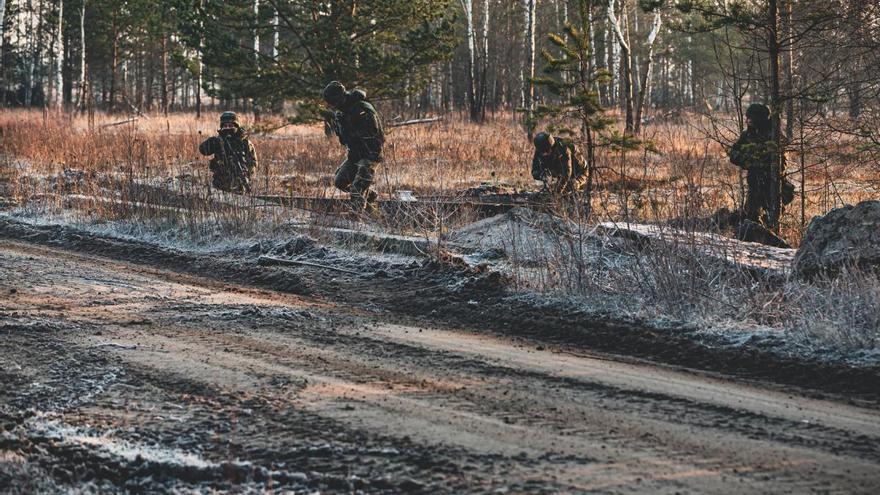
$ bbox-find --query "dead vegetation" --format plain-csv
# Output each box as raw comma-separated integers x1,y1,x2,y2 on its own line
2,109,876,242
1,109,878,356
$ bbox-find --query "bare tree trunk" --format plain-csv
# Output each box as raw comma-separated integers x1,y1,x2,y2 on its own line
634,9,662,134
607,0,634,134
53,0,63,109
161,33,168,116
477,0,489,120
109,8,118,111
610,14,620,106
195,0,203,118
253,0,260,56
783,0,794,141
459,0,476,120
768,0,783,233
272,7,279,59
522,0,536,136
77,0,86,110
252,0,260,120
0,0,7,101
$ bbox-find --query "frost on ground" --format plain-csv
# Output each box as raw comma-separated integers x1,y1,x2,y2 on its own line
2,199,879,368
445,207,880,367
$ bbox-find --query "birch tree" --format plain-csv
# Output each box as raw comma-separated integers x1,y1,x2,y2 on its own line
607,0,635,133
196,0,203,118
522,0,536,135
476,0,489,120
53,0,62,109
459,0,476,120
77,0,86,110
634,3,663,134
0,0,6,55
272,6,279,60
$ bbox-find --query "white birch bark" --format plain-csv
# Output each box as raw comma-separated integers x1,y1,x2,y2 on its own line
0,0,7,55
611,19,620,104
478,0,489,116
481,0,488,67
272,7,279,59
78,0,85,108
54,0,63,109
634,8,662,133
521,0,535,129
459,0,475,115
252,0,259,116
607,0,635,132
253,0,260,59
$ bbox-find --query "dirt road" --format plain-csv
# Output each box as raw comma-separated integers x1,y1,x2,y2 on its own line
2,238,880,493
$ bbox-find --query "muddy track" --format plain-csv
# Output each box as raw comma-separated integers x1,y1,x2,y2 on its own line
2,234,880,493
1,217,879,404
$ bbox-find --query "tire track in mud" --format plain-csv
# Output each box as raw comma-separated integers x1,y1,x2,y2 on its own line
3,238,880,493
0,328,531,494
73,322,874,494
132,313,880,466
1,216,879,405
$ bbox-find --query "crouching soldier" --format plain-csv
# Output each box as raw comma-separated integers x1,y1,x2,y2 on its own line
322,81,385,211
531,132,586,194
199,111,257,194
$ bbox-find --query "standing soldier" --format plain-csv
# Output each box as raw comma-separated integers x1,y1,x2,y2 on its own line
531,132,586,194
322,81,385,211
199,111,258,194
728,103,791,229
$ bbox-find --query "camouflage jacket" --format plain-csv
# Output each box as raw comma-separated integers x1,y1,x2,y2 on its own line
531,137,585,185
729,128,776,172
199,128,258,176
332,90,385,161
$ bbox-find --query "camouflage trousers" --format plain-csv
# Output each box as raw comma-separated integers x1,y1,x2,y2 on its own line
546,172,587,195
744,182,780,230
210,160,250,194
334,156,378,210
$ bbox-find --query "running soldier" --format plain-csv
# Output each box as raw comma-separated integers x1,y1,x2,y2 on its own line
322,81,385,211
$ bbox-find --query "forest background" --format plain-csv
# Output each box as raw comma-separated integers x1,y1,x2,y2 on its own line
2,0,880,245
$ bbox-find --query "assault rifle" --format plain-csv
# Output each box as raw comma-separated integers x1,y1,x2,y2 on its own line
216,134,251,193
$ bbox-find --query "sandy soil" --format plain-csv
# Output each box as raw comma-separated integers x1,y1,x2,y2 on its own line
2,236,880,493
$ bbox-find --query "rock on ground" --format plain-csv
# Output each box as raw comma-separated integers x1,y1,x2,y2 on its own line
793,200,880,278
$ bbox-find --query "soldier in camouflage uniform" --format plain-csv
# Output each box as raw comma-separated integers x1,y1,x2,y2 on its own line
728,103,791,229
199,111,258,194
531,132,587,194
322,81,385,211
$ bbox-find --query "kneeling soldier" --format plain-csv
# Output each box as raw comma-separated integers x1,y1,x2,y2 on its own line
531,132,586,194
199,111,258,194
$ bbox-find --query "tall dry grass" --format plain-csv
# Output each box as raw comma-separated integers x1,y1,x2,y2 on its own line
0,108,877,243
1,108,878,354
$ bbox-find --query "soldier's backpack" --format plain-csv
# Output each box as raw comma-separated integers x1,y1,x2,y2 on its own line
566,141,586,178
781,178,795,205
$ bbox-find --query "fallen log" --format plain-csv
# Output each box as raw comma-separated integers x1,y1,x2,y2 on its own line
101,117,138,128
387,117,443,128
257,255,364,275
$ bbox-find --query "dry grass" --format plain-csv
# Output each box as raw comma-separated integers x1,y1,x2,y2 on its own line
1,108,878,355
2,108,875,244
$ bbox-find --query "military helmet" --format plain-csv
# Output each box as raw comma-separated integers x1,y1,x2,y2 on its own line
534,132,555,152
323,81,347,106
219,111,239,126
745,103,770,122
